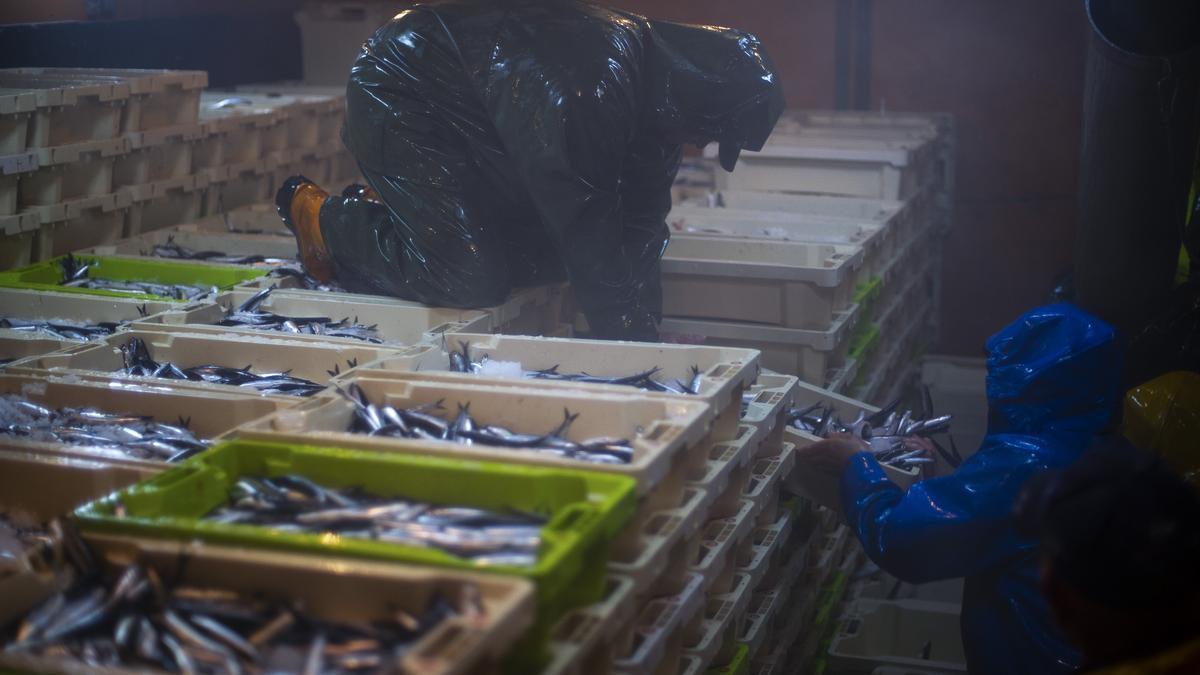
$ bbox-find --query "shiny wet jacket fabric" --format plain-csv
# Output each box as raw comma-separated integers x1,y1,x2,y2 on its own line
321,0,783,340
841,303,1121,675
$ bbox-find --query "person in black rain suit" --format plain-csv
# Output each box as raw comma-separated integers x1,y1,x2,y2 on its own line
277,0,783,341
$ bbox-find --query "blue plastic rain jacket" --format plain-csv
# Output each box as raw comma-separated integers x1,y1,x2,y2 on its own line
841,303,1121,675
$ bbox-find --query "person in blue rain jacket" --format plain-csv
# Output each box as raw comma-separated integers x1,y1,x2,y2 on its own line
797,303,1122,674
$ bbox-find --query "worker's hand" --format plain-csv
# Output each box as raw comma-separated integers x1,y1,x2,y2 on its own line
788,434,868,513
902,436,936,454
795,434,868,476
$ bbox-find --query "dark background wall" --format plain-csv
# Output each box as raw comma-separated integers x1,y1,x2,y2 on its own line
1,0,1090,356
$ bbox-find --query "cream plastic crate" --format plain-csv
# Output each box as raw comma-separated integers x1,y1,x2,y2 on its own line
614,572,705,675
234,82,346,138
0,90,35,154
849,300,935,407
693,499,757,595
363,332,760,442
662,234,865,331
0,445,157,522
809,526,852,591
490,282,571,337
192,201,292,236
684,572,754,670
761,572,823,665
740,586,784,660
0,286,221,363
0,211,39,270
828,599,967,674
678,189,929,253
0,69,127,147
236,371,712,512
203,157,278,212
849,265,936,402
7,327,398,399
0,372,293,470
124,175,207,235
196,92,288,167
744,443,796,526
761,508,818,592
11,68,206,133
668,205,893,277
0,150,36,216
1,535,535,675
0,446,157,627
742,372,798,455
18,137,125,211
774,109,954,199
79,226,299,261
33,193,131,260
113,123,203,185
274,141,339,186
240,281,563,338
688,424,762,521
776,109,950,136
737,508,793,592
611,487,707,616
210,90,343,150
661,303,860,387
540,575,638,675
145,287,492,347
710,134,939,201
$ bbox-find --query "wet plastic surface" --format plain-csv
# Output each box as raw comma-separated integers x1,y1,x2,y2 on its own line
321,0,782,341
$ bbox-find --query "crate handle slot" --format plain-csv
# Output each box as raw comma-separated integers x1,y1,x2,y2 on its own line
642,423,679,444
546,503,593,533
410,620,474,663
707,364,733,380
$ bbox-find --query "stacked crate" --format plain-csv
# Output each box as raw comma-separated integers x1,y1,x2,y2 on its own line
187,87,360,232
0,68,206,267
1,94,915,675
0,238,884,673
661,109,954,403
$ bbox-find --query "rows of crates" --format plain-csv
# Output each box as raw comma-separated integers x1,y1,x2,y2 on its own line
0,233,868,674
0,69,946,675
660,108,954,406
0,68,362,270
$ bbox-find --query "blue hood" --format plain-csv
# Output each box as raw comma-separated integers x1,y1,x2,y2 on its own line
985,303,1121,436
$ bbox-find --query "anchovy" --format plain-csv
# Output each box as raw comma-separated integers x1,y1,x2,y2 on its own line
448,340,704,395
217,288,383,344
0,317,122,341
3,535,483,672
266,264,347,292
0,394,213,462
198,473,546,567
789,401,957,470
149,237,294,267
58,255,215,301
116,337,326,397
336,384,636,466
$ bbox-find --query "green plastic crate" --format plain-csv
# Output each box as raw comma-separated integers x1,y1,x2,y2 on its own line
0,255,266,301
812,570,849,638
853,276,882,315
75,439,638,625
848,323,881,363
707,643,750,675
